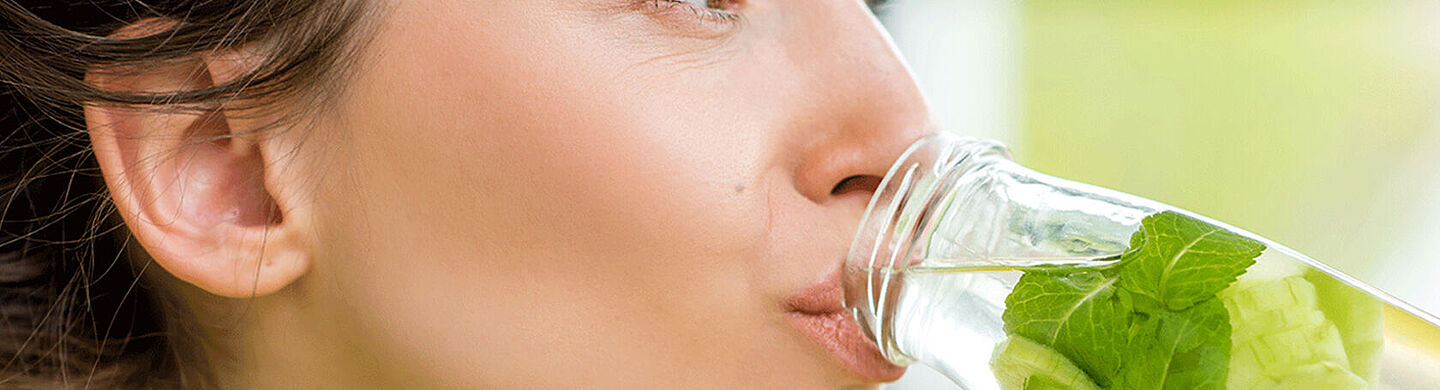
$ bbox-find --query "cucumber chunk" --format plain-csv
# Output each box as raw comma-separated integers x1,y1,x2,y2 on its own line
1220,268,1368,389
1307,270,1384,383
991,336,1102,390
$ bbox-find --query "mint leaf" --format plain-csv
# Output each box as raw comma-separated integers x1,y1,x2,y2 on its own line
1003,271,1128,386
996,211,1265,390
1117,211,1265,312
1114,299,1232,390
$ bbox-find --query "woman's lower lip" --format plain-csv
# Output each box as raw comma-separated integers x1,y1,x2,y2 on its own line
788,310,907,382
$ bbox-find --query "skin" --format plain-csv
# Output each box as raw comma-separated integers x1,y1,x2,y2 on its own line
85,0,933,388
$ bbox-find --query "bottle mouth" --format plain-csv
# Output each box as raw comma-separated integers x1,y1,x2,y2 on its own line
843,133,1010,365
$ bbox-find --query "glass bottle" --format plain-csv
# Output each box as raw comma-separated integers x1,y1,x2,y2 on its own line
844,133,1440,390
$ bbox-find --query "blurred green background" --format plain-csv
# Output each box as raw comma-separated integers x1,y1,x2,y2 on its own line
1019,0,1440,280
880,1,1440,388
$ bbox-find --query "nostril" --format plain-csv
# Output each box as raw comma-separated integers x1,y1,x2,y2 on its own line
830,175,882,197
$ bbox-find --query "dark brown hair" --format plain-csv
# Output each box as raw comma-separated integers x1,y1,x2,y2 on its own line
0,0,372,387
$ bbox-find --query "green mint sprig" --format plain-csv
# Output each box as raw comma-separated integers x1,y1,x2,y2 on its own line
999,211,1265,390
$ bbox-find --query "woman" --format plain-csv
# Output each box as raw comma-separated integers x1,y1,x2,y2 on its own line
0,0,932,388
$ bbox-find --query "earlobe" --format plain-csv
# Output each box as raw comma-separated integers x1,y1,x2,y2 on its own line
85,51,312,298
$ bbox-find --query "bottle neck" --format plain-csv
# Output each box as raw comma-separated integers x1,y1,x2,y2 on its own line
844,133,1162,366
843,133,1011,364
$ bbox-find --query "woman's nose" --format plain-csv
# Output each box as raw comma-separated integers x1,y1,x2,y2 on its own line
784,1,934,205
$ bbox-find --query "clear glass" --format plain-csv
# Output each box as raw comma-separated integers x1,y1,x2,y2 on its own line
844,133,1440,390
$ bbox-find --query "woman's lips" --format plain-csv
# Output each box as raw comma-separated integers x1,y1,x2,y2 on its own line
785,268,906,382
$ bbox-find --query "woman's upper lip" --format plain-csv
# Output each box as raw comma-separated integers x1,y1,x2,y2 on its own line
785,267,847,315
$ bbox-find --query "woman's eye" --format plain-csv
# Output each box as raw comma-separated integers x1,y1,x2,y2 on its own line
649,0,741,27
671,0,728,10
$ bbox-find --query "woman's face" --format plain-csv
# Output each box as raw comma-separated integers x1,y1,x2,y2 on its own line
297,0,931,387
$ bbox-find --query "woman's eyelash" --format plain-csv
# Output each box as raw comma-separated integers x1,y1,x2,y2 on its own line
652,0,742,24
663,0,731,11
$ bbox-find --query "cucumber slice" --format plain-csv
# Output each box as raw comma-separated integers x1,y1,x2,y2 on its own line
1228,342,1369,389
1221,276,1324,344
1268,361,1369,389
1246,322,1350,371
990,336,1101,390
1022,375,1072,390
1306,270,1384,383
1220,270,1367,389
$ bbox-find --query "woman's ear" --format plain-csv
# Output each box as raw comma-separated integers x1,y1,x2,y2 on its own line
84,44,313,298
